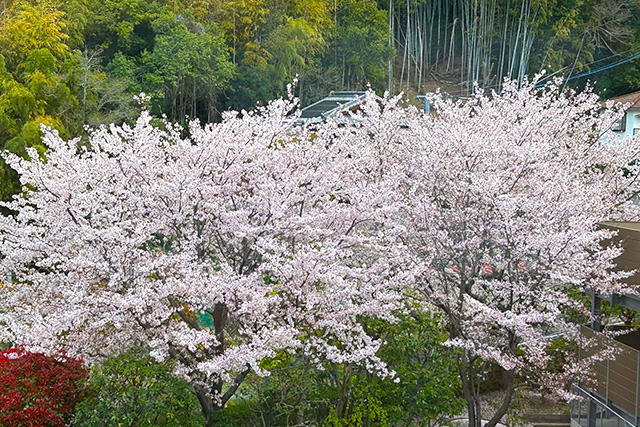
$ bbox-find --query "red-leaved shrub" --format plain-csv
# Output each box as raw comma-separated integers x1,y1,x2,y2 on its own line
0,346,88,427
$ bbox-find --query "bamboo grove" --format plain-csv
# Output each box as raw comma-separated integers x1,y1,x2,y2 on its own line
389,0,640,94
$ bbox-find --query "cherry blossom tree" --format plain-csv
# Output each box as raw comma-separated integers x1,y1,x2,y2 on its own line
366,79,640,427
2,78,640,426
0,93,400,424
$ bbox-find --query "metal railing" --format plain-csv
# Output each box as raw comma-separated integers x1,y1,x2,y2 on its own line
571,384,635,427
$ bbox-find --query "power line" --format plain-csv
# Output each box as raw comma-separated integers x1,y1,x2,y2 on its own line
535,50,629,86
538,49,634,84
564,50,640,82
441,50,640,98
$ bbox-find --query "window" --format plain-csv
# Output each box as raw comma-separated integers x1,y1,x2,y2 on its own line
613,114,626,132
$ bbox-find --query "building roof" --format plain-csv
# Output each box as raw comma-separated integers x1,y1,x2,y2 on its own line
608,90,640,108
295,91,381,125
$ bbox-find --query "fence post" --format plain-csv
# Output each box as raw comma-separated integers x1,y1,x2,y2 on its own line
588,398,598,427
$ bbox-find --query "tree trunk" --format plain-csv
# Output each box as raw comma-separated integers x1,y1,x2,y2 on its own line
459,351,483,427
332,364,353,420
498,0,510,89
485,369,516,427
459,349,517,427
196,367,252,426
196,384,223,426
388,0,393,93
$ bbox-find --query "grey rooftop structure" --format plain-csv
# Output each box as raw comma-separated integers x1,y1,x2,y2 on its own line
294,91,381,125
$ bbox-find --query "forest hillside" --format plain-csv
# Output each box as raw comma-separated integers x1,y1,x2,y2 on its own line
0,0,639,201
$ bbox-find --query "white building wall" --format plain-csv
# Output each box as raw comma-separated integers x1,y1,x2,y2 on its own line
615,108,640,139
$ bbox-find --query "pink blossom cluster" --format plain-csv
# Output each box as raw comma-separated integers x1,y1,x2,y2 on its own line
1,79,639,413
391,79,640,383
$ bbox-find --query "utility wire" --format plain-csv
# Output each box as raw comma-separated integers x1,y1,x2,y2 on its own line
536,48,635,85
535,52,640,87
536,50,640,88
563,50,640,82
443,50,640,97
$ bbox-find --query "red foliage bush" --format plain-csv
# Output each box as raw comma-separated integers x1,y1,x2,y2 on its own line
0,346,88,427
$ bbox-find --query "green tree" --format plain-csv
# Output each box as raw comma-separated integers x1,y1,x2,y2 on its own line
83,0,166,60
335,0,393,91
141,16,233,122
66,51,139,127
264,17,325,102
0,0,70,70
0,48,75,154
323,314,464,426
218,313,463,426
370,314,465,426
60,0,90,49
0,50,72,201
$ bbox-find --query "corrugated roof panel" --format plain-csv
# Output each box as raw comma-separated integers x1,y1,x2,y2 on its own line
299,100,348,118
294,91,381,125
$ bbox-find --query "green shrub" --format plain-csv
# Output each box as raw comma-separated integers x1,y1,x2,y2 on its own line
355,313,465,426
207,399,255,427
218,313,464,427
74,348,205,427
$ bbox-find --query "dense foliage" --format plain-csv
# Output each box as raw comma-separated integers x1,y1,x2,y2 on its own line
0,346,88,427
74,348,205,427
0,333,462,426
211,314,463,426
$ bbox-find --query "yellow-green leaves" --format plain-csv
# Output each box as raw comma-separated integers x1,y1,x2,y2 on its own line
0,0,70,69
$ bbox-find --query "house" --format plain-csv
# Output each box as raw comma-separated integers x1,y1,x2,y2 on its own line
610,91,640,139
